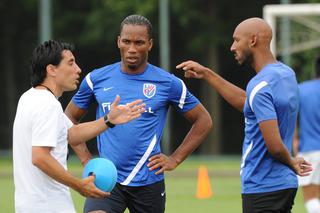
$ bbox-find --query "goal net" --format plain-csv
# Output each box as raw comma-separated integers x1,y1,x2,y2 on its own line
263,3,320,81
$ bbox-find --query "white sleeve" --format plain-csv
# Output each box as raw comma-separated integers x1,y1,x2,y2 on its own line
31,102,62,147
63,113,74,129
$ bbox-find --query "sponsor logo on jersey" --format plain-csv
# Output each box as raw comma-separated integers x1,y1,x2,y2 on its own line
102,102,154,114
143,83,156,98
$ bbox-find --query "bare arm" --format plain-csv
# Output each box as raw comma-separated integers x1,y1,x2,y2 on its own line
171,104,213,164
68,117,110,145
68,96,144,145
65,100,93,165
32,146,108,197
66,96,145,164
259,119,311,176
176,60,246,111
292,123,299,157
148,104,213,174
70,143,92,166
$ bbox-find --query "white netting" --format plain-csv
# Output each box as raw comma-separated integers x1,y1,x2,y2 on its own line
276,15,320,56
264,4,320,81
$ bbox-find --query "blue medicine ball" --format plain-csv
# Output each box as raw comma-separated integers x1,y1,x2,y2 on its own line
82,158,117,192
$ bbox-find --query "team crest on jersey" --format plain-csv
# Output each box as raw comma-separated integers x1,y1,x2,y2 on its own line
143,83,156,98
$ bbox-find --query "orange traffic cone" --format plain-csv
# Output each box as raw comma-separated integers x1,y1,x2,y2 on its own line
196,165,213,199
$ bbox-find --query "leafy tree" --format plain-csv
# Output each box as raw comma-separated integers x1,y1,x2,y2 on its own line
1,0,318,152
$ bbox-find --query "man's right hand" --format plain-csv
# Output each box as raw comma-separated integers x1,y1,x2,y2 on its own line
108,95,145,125
176,60,211,79
77,175,110,198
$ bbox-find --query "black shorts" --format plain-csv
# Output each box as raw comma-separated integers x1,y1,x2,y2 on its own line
84,180,166,213
242,188,297,213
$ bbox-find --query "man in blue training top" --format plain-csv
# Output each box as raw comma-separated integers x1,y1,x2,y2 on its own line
293,56,320,213
65,14,212,213
177,17,312,212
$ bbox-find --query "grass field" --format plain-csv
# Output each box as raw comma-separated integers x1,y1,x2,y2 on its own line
0,155,307,213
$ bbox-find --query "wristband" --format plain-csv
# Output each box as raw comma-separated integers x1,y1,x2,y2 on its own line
104,114,115,128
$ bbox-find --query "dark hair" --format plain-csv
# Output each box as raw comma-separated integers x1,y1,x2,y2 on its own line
30,40,74,87
120,14,153,39
316,56,320,78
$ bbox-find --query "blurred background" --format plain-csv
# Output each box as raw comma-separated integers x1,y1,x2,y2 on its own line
2,0,320,212
1,0,320,156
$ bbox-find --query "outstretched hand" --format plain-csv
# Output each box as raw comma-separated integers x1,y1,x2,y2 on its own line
176,60,210,79
147,153,178,175
108,95,145,125
292,157,312,176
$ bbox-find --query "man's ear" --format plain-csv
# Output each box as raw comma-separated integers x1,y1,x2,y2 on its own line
148,39,153,51
46,64,56,77
250,34,257,47
117,36,121,48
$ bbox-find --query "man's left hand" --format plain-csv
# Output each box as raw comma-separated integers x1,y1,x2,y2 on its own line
147,154,178,175
293,157,312,176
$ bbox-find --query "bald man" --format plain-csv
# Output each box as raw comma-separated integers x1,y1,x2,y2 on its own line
177,17,312,212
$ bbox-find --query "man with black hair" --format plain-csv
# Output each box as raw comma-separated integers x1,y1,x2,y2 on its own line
13,40,144,213
65,14,212,213
293,56,320,213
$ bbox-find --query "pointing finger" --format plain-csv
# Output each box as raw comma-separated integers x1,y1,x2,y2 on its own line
176,61,193,69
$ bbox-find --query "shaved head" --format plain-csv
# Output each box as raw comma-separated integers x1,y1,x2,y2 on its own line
234,17,273,47
230,17,276,71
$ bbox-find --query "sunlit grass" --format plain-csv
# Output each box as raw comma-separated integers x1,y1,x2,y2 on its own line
1,155,306,213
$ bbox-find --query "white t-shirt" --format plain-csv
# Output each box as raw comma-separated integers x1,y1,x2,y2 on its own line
13,88,76,213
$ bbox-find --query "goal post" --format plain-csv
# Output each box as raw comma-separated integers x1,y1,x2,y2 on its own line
263,3,320,81
263,3,320,56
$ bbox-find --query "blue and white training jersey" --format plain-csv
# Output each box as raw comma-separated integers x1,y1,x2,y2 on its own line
72,62,199,186
241,62,299,194
298,79,320,153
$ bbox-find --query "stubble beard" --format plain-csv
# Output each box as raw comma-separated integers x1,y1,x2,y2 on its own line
239,50,253,68
128,64,137,70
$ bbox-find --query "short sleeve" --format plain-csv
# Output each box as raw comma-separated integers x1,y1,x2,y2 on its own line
72,73,95,110
250,85,277,123
64,113,73,129
31,103,62,147
168,75,199,113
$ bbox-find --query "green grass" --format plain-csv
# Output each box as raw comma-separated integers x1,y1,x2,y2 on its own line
0,156,307,213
